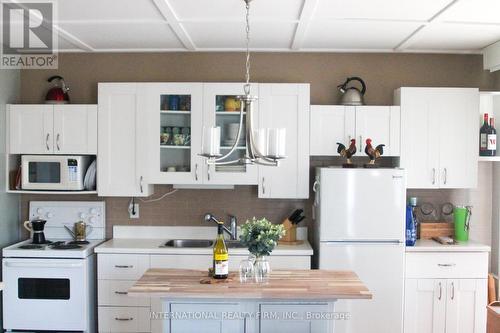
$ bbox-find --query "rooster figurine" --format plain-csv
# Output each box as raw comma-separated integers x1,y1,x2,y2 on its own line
364,138,385,168
337,139,357,168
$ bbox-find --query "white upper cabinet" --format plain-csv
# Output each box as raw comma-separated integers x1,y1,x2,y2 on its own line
355,105,400,156
8,104,97,155
53,105,97,154
258,83,310,199
98,83,153,197
202,83,259,185
310,105,355,156
142,83,204,185
396,87,478,189
310,105,400,157
8,105,53,154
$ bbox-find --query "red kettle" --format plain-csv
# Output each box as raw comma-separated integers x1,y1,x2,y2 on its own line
45,75,70,104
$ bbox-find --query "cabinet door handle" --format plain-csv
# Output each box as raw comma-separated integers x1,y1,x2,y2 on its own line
359,135,362,152
207,165,211,181
139,176,144,193
195,163,198,181
438,282,442,300
451,282,455,300
114,265,133,268
432,168,436,185
115,317,133,321
114,291,128,295
262,177,266,195
443,168,447,185
56,133,60,151
437,263,455,267
46,133,50,151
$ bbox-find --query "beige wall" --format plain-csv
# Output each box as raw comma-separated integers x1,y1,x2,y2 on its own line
19,52,497,239
21,52,494,105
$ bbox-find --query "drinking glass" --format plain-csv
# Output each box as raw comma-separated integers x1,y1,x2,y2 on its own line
239,256,255,283
254,256,271,283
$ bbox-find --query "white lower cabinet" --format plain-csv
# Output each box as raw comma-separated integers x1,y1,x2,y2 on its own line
98,252,311,333
98,306,151,333
404,252,488,333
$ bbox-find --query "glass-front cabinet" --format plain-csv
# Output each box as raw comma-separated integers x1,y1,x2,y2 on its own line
144,83,258,185
202,83,259,185
143,83,203,184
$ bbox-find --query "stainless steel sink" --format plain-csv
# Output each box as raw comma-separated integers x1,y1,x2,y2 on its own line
163,239,214,248
161,239,246,249
225,240,246,248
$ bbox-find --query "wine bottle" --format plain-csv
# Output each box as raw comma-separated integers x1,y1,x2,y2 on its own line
213,222,228,279
480,113,490,156
489,117,497,156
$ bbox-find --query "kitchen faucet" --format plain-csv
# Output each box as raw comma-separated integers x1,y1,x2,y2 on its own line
204,213,237,240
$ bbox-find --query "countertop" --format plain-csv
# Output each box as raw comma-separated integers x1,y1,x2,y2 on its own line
94,238,313,256
128,269,372,300
406,239,491,252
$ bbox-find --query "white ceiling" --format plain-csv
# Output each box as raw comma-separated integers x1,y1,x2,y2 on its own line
53,0,500,53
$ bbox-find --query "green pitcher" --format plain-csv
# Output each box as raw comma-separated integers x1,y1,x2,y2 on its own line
453,206,472,241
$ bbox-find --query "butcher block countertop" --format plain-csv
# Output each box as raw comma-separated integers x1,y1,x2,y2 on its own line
128,269,372,301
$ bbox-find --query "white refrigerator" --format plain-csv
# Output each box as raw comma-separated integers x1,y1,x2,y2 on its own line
314,167,406,333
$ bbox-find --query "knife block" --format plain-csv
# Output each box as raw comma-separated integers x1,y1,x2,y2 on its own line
279,219,303,245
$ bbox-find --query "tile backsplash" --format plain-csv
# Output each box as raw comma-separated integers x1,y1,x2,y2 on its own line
20,185,309,239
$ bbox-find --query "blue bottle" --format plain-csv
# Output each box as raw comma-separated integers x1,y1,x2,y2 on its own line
406,205,417,246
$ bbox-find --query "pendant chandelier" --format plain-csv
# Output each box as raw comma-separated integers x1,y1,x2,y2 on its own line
200,0,286,167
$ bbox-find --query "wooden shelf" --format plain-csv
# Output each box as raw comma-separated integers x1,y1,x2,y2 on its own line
160,110,191,114
160,145,191,149
478,156,500,162
7,190,97,195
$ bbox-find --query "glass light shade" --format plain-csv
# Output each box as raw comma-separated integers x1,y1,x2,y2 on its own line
202,126,221,157
266,128,286,158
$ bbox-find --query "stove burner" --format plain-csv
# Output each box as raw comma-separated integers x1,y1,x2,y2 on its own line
69,240,90,245
18,244,44,250
51,243,82,250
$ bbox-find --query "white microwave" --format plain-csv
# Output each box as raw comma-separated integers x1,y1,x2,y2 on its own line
21,155,91,191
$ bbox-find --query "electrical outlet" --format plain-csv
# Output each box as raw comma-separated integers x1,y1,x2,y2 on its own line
128,203,139,219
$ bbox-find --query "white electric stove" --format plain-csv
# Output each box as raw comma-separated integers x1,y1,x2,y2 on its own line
2,201,106,333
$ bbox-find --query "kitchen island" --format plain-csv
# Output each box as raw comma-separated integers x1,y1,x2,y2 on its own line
128,268,372,333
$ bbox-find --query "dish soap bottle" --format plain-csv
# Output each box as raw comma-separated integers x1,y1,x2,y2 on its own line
213,221,229,279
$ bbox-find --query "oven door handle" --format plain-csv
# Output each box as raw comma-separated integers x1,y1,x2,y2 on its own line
4,262,83,268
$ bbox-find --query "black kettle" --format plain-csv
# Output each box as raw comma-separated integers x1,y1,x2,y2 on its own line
337,77,366,106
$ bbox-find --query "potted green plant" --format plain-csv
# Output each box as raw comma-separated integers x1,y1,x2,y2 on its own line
239,217,285,282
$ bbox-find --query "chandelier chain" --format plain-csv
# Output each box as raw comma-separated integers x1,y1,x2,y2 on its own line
244,0,251,95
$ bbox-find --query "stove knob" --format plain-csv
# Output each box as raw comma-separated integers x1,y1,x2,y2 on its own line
90,217,97,224
90,208,97,215
37,208,43,215
80,213,87,219
46,212,53,218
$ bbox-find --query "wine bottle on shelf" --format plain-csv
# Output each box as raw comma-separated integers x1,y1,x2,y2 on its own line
489,117,497,156
213,221,228,279
480,113,490,156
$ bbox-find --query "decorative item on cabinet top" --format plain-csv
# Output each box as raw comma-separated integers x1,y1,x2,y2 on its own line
337,77,366,106
45,76,70,104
